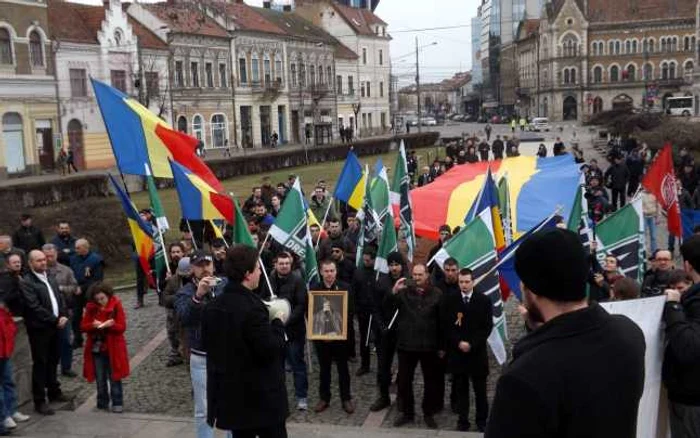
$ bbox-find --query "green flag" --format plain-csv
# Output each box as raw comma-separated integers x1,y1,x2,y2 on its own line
497,174,512,246
431,207,508,365
595,196,645,283
145,164,168,280
232,198,255,248
356,165,379,267
269,178,319,284
567,179,593,249
374,214,398,275
370,159,392,225
390,140,417,261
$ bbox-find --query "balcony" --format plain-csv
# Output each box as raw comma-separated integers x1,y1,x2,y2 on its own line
309,83,331,100
337,92,359,104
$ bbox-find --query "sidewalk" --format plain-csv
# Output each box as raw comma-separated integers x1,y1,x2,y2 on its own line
19,411,483,438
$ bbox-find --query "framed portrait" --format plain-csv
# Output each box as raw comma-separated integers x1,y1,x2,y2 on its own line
307,290,348,341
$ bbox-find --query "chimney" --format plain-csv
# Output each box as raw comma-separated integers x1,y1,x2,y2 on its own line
263,1,271,8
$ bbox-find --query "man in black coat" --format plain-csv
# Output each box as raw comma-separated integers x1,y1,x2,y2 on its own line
13,214,45,253
20,250,69,415
491,136,505,160
350,247,379,376
663,235,700,436
441,268,492,432
477,140,490,162
328,242,357,359
369,252,406,412
310,260,355,414
202,244,288,438
486,228,645,438
260,252,309,411
604,156,631,211
389,264,443,429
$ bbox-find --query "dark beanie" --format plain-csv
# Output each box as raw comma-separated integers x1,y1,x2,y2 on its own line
514,228,588,301
387,251,404,265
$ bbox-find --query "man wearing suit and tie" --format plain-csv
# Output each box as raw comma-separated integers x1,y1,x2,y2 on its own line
440,268,493,432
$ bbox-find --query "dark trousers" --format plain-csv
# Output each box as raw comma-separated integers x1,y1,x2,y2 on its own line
453,372,488,429
436,356,447,410
397,350,441,417
377,329,398,399
93,352,123,408
136,259,148,302
314,341,351,402
72,290,86,345
234,422,287,438
27,328,61,405
493,153,503,160
670,401,700,438
479,152,488,162
166,309,180,360
627,177,641,197
357,312,371,369
611,188,626,210
346,313,356,359
59,323,73,372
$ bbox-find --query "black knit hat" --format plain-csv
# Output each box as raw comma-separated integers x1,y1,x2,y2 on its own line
515,228,588,302
387,251,404,266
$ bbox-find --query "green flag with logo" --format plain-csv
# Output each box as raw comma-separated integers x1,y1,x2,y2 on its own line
145,164,168,281
269,178,319,285
431,208,508,365
232,198,255,248
497,174,512,246
390,140,417,261
374,214,398,276
595,196,645,283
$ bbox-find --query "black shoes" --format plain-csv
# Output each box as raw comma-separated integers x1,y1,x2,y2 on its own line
393,414,413,427
369,397,390,412
424,415,438,429
355,367,369,377
61,370,78,378
34,403,54,416
165,358,183,367
48,393,69,403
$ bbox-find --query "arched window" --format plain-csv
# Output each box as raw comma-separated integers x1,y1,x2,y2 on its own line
263,54,271,84
626,65,636,81
0,28,12,64
649,39,654,53
29,30,43,67
210,114,227,149
685,60,694,76
310,64,316,85
662,38,667,52
684,36,690,51
609,41,614,55
327,66,332,86
632,40,637,53
662,62,669,79
3,112,25,173
615,41,621,54
625,40,631,53
593,96,603,114
670,62,676,79
610,65,619,82
251,53,260,83
593,66,602,83
672,37,678,52
643,63,653,80
562,34,578,57
564,69,570,84
177,115,187,133
274,54,283,84
318,64,324,84
571,68,576,84
192,115,203,143
114,29,123,46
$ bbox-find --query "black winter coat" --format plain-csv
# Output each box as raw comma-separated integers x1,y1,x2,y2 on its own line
486,304,645,438
386,284,442,352
202,282,287,431
491,140,504,157
20,271,67,330
604,162,630,190
261,270,307,341
375,270,406,330
663,283,700,405
12,226,45,253
0,272,24,316
440,291,492,376
351,266,377,314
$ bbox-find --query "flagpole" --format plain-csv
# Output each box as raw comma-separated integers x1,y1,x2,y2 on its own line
259,256,275,299
186,220,198,250
365,314,372,347
145,162,171,275
314,196,335,251
259,232,271,257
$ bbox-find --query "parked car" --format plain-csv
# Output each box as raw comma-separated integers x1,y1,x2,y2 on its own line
421,117,437,126
528,117,551,132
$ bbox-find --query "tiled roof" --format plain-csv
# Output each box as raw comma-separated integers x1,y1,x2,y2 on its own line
128,17,167,49
253,6,333,43
220,2,287,35
332,2,386,36
335,43,358,59
142,3,228,38
48,0,103,44
586,0,696,22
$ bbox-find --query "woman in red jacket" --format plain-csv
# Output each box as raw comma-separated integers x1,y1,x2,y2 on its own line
80,282,129,413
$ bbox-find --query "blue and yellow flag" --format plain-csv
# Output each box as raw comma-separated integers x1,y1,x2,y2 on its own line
109,175,156,287
333,151,366,210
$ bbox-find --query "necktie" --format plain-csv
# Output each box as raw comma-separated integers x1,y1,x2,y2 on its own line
463,295,469,306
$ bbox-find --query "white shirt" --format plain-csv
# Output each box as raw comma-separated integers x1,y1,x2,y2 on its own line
461,290,473,304
33,271,59,317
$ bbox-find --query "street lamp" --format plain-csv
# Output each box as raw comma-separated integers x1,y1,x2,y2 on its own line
415,40,437,133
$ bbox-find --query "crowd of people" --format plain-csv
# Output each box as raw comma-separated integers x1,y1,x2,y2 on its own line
0,128,699,438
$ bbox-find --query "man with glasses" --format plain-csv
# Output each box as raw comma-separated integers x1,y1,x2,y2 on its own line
642,250,674,297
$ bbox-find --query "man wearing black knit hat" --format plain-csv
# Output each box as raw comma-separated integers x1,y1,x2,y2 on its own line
486,228,646,438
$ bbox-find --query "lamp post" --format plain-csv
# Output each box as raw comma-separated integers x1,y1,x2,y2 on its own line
415,40,437,133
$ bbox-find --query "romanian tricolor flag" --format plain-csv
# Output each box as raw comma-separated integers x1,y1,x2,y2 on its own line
169,160,234,223
91,79,223,192
413,155,581,240
109,175,156,287
333,151,366,210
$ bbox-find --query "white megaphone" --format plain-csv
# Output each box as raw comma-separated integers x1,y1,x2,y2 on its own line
265,296,291,324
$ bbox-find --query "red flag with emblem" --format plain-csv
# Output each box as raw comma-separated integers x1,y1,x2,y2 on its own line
642,142,682,237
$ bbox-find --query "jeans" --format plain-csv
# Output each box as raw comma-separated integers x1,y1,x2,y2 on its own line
645,216,658,254
285,339,308,400
190,355,234,438
93,352,122,408
59,323,73,373
2,361,17,419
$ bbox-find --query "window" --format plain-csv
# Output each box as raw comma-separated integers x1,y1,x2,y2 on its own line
192,115,204,143
310,65,316,85
327,66,332,85
379,49,383,65
290,63,297,87
593,66,602,83
626,65,636,81
610,65,619,82
670,62,676,79
177,116,187,133
145,72,159,96
643,63,653,80
3,113,25,173
251,54,260,83
263,56,271,84
211,114,227,148
366,81,371,97
649,39,654,53
300,63,306,86
29,31,43,67
205,63,213,88
70,68,88,97
318,65,324,85
625,40,631,54
336,75,343,94
380,81,384,97
191,62,199,87
562,35,578,57
239,58,248,84
114,29,123,46
175,61,184,87
662,38,667,52
219,64,227,88
662,62,669,79
685,60,694,76
275,57,283,83
632,40,637,53
368,113,372,129
110,70,127,92
348,75,354,95
361,81,365,97
0,28,12,64
381,112,386,128
609,41,614,55
362,48,367,64
564,69,570,84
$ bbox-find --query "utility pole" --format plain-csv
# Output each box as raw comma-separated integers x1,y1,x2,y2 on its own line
416,36,422,133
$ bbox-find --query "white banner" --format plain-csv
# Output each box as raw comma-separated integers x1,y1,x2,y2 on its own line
600,296,667,438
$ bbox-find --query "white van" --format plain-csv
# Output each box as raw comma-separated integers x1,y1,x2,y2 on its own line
528,117,551,132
